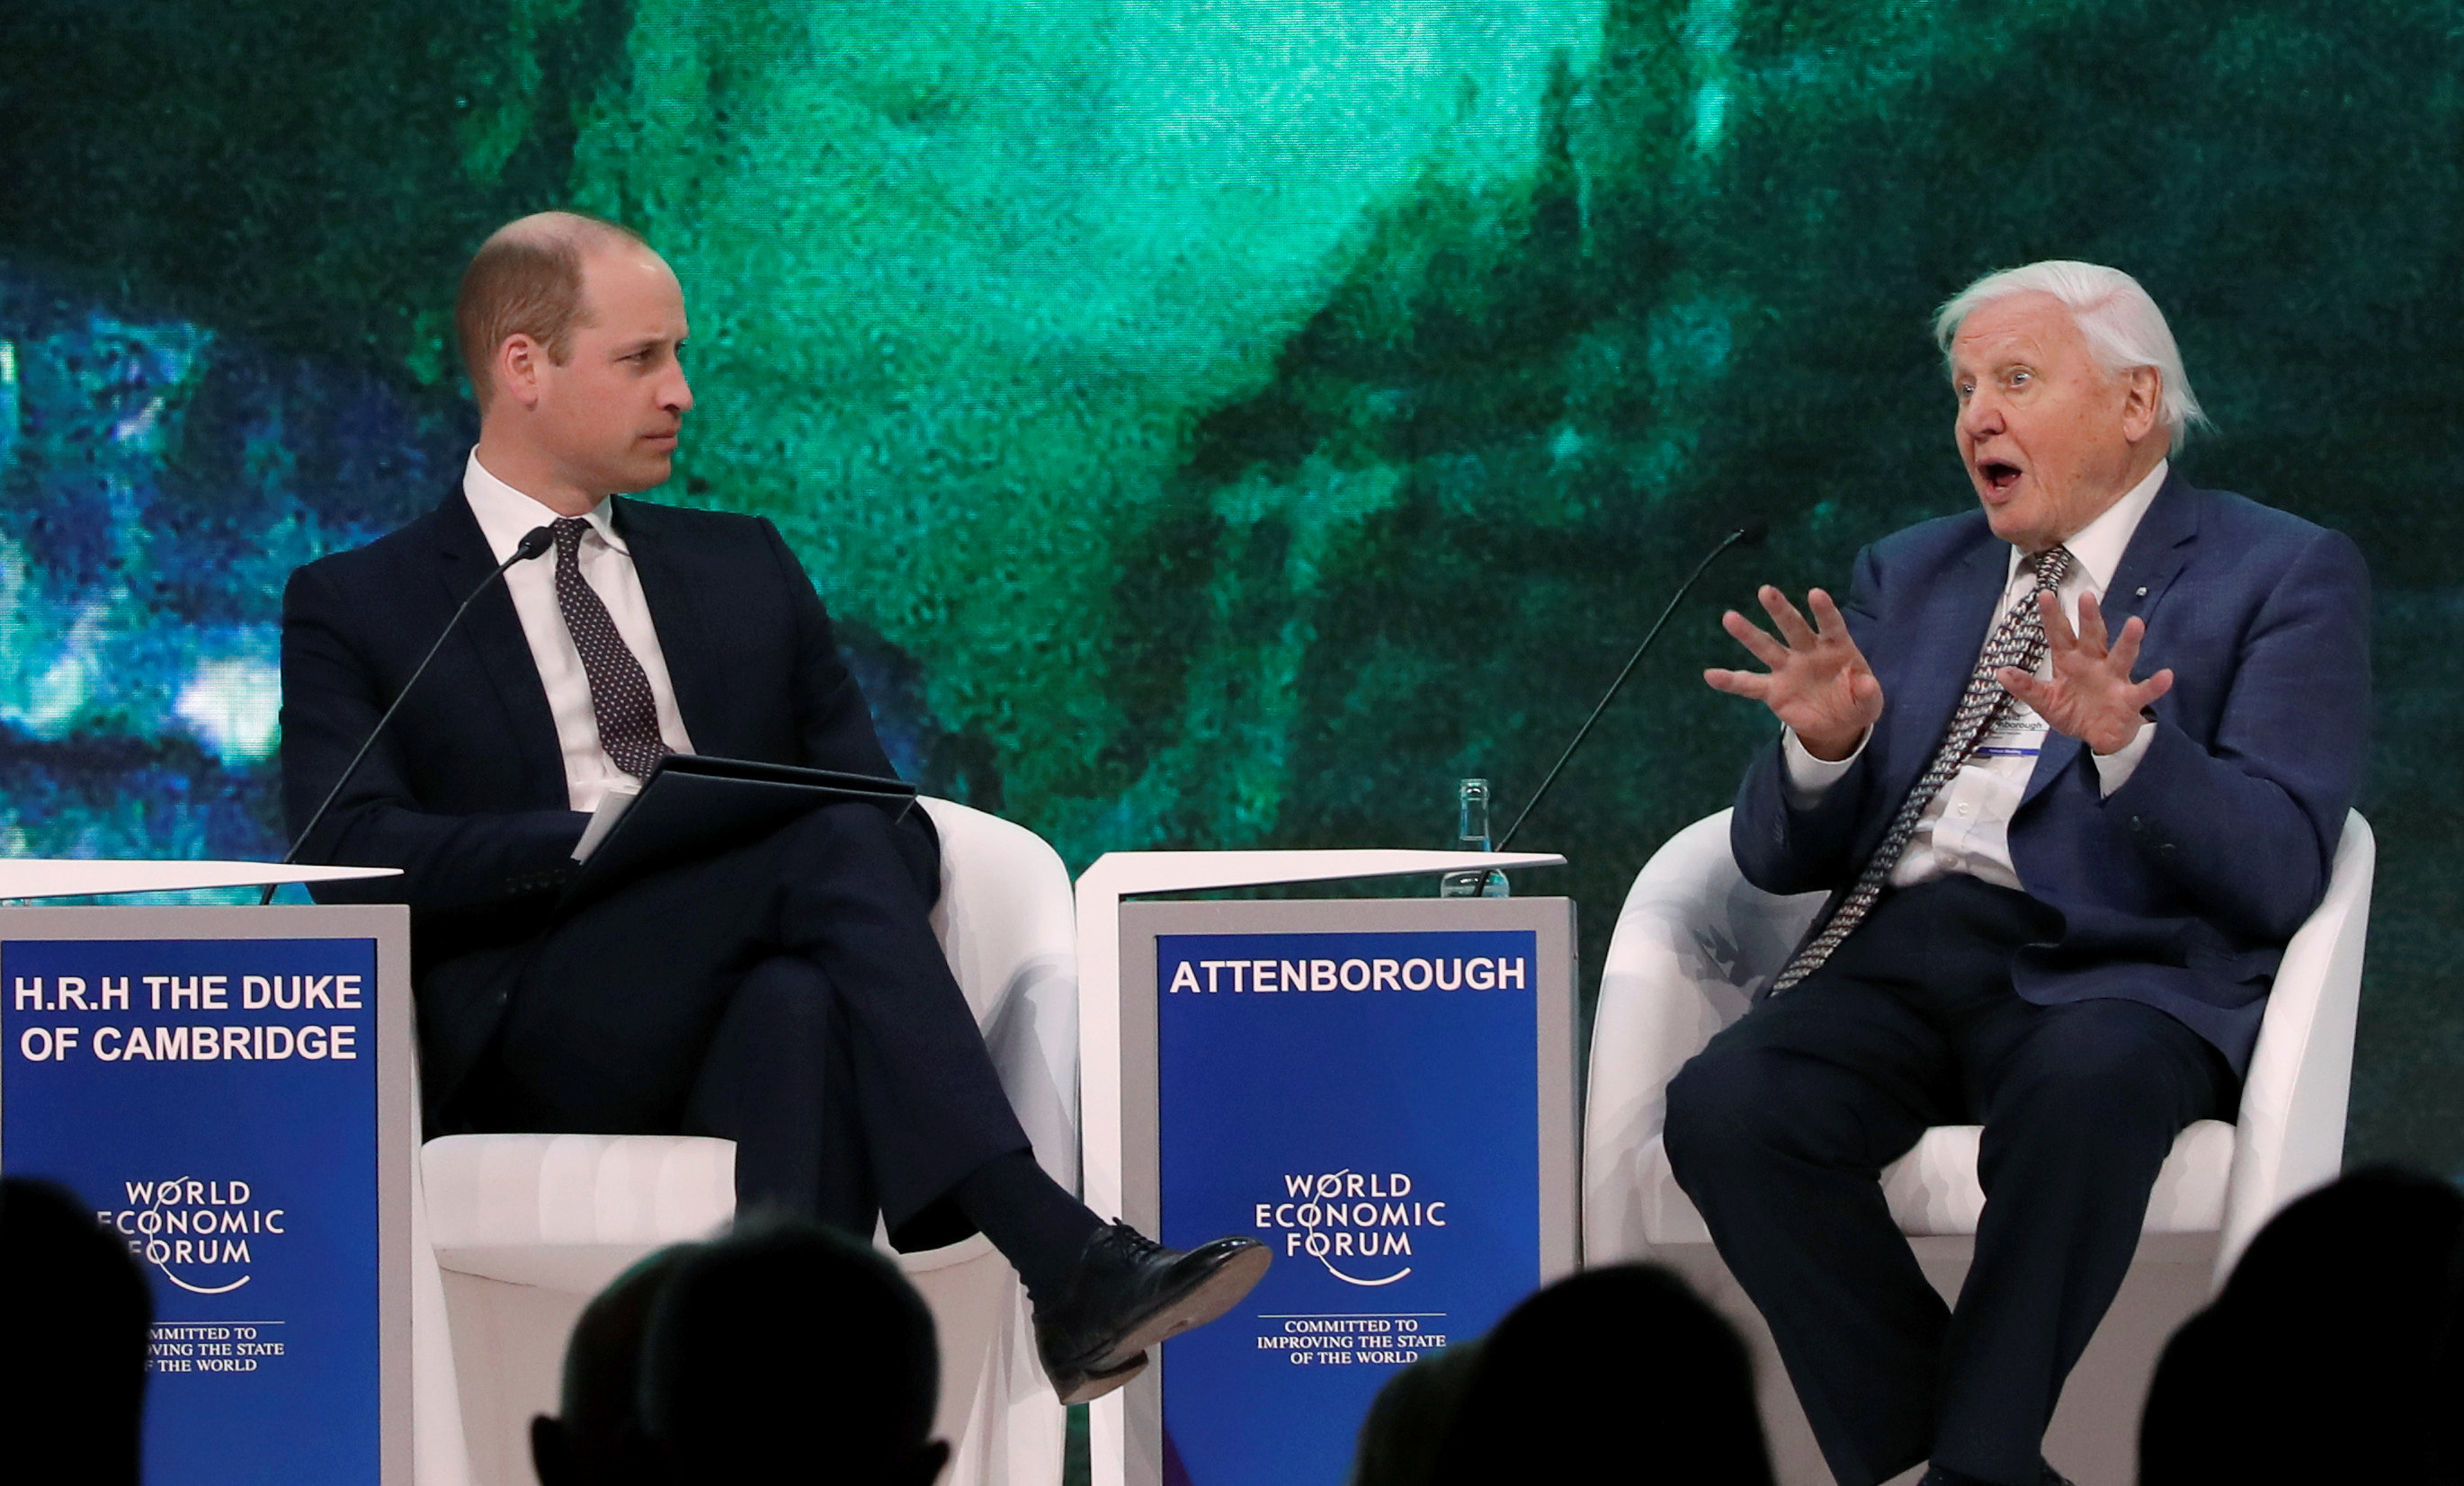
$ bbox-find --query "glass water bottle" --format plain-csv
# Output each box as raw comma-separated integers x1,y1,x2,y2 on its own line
1441,778,1511,898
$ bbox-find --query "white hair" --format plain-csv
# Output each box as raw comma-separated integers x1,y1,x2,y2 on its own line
1933,261,2209,453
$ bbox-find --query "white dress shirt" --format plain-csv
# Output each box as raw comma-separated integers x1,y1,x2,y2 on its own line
461,450,696,812
1782,461,2169,892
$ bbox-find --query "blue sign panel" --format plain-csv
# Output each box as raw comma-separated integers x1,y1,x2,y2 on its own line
1154,929,1541,1486
3,937,381,1486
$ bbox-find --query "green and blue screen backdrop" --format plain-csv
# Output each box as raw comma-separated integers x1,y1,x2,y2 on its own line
3,0,2458,1215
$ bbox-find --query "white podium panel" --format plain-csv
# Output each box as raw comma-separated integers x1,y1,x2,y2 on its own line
0,859,399,900
1,903,414,1486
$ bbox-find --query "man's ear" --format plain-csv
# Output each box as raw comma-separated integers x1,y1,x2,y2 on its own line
894,1439,952,1486
496,334,549,412
2120,365,2163,445
531,1414,577,1486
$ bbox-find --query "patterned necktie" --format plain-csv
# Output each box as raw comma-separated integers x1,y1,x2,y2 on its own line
1770,544,2076,992
549,516,672,779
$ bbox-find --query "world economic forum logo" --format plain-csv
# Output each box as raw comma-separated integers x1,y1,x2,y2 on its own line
97,1177,283,1295
1254,1170,1443,1286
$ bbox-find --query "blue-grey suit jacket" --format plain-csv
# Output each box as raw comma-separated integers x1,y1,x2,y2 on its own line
1730,474,2371,1074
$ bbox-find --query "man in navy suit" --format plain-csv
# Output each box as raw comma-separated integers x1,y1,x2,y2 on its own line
280,212,1264,1402
1665,262,2370,1486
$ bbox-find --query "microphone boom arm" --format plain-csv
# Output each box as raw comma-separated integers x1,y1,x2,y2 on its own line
260,525,557,904
1495,524,1760,853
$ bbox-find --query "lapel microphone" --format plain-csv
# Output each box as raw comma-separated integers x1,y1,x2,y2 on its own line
261,524,558,904
1495,521,1770,852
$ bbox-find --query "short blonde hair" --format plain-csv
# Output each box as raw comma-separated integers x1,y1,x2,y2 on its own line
453,212,649,406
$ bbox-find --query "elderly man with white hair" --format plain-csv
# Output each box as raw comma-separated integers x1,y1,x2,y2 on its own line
1667,262,2370,1486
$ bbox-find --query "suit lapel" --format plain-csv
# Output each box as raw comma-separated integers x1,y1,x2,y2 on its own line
1879,531,2010,805
2021,474,2201,808
2094,471,2199,631
616,499,726,753
433,492,567,802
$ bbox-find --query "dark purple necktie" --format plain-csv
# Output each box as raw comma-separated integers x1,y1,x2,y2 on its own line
549,516,671,779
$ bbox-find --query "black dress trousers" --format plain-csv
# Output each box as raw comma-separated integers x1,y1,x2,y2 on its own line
1662,875,2233,1486
469,799,1033,1245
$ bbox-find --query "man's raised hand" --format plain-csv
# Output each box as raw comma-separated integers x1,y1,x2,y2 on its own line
1995,590,2172,756
1703,586,1885,761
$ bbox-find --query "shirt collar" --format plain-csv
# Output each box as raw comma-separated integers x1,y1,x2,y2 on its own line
2007,458,2167,592
460,449,628,562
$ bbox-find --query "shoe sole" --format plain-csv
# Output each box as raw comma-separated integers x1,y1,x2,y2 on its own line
1053,1352,1147,1407
1089,1242,1271,1373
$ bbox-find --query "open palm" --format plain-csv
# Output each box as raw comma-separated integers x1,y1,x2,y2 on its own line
1703,585,1885,761
1995,590,2172,755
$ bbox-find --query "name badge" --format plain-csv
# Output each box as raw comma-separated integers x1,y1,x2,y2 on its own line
1975,704,2049,760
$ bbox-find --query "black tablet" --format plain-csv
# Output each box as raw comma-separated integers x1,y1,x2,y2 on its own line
561,753,917,909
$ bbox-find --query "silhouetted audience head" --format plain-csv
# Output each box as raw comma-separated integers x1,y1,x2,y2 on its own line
2140,1165,2464,1484
1349,1335,1486,1486
534,1214,946,1486
0,1177,154,1486
1364,1263,1771,1486
531,1242,690,1486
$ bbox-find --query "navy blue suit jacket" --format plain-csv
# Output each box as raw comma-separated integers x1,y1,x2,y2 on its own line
1730,474,2370,1073
279,490,915,1106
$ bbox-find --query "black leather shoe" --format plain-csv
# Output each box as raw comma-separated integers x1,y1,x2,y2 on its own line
1034,1222,1270,1404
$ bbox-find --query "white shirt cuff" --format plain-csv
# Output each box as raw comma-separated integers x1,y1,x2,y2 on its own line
1781,726,1869,807
2092,719,2157,797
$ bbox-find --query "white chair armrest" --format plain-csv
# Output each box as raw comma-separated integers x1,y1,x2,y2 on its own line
920,797,1082,1194
2217,810,2373,1277
408,1120,472,1486
1583,810,1825,1259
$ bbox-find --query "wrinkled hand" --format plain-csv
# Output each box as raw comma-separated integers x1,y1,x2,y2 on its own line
1995,591,2173,755
1703,586,1884,761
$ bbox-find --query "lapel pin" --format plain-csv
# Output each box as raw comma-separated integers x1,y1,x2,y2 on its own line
2135,586,2147,597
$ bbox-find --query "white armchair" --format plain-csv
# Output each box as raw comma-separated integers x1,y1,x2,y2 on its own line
407,797,1077,1486
1583,807,2372,1486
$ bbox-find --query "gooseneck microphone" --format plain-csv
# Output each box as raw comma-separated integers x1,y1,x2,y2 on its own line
260,524,558,904
1495,521,1769,853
